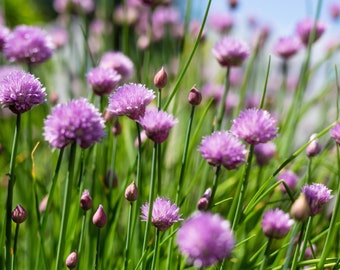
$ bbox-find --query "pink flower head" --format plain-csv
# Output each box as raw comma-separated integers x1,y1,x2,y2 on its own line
199,131,247,170
295,18,326,46
4,25,54,65
212,36,250,67
302,183,333,216
86,67,121,96
176,212,234,268
262,208,294,239
277,170,299,193
0,70,46,114
0,25,10,51
43,98,105,149
141,197,182,231
254,141,276,166
273,36,302,59
99,51,134,81
138,108,178,143
330,122,340,145
108,83,155,120
231,108,278,145
209,13,234,34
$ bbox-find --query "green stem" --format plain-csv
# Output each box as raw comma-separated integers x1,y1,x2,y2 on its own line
283,222,301,270
163,0,212,110
150,229,160,270
77,211,87,267
55,143,77,270
11,224,20,270
215,67,230,131
124,203,133,270
297,218,313,263
5,113,21,270
231,145,254,230
94,229,101,270
259,238,272,270
157,142,162,196
141,142,157,269
208,166,221,209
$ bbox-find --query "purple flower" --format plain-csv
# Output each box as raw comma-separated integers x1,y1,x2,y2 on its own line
295,18,326,46
107,83,155,120
138,108,178,143
301,183,333,216
43,98,105,149
231,108,278,145
54,0,94,14
209,13,234,34
254,142,276,166
261,208,294,239
141,197,182,231
330,122,340,145
277,170,299,193
141,0,171,6
0,25,10,51
86,67,121,96
99,51,134,81
198,131,247,170
212,36,250,67
273,36,302,59
0,70,46,114
176,212,234,268
3,25,54,64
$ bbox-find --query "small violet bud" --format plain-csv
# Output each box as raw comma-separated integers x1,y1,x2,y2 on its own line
12,204,27,224
66,251,78,269
154,67,168,89
188,86,202,106
228,0,238,9
93,204,107,228
197,188,211,211
80,189,92,211
125,181,138,202
39,195,48,213
306,134,321,158
290,194,310,222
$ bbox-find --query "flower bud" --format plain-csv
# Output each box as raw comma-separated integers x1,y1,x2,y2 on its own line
229,0,238,9
306,134,321,158
290,194,310,222
197,197,209,211
93,204,107,228
188,86,202,106
12,204,27,224
154,67,168,89
66,251,78,269
80,189,92,211
125,181,138,202
39,195,48,213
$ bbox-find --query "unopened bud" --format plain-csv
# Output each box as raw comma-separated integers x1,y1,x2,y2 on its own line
290,194,311,222
188,86,202,106
12,204,27,224
125,181,138,202
66,251,78,269
80,189,92,211
39,195,48,213
93,204,107,228
197,197,209,210
306,134,321,158
154,67,168,89
229,0,238,9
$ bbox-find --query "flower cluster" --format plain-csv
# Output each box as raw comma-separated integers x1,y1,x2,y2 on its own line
301,183,333,216
261,208,294,239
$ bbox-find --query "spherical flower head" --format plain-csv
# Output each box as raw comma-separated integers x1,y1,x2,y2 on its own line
99,51,134,81
209,13,233,34
295,18,326,46
273,36,302,59
141,197,182,231
199,131,247,170
43,98,105,149
231,108,278,145
176,212,234,268
277,170,299,193
330,122,340,145
0,70,46,114
3,25,54,64
254,142,276,166
301,183,333,216
86,67,122,96
212,37,250,67
0,25,10,51
261,208,294,239
108,83,155,120
138,108,178,143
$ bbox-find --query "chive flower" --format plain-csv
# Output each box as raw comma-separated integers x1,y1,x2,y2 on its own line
99,51,134,81
277,170,299,193
198,131,247,170
261,208,294,239
43,98,105,149
301,183,333,216
273,36,302,59
3,25,54,64
330,122,340,145
254,142,276,166
295,18,326,46
0,70,46,114
176,212,234,268
86,67,121,96
141,197,182,231
231,108,278,145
